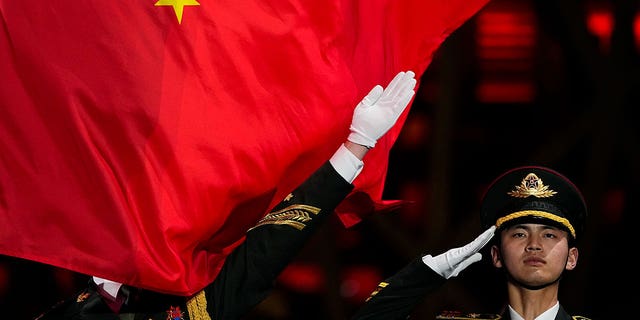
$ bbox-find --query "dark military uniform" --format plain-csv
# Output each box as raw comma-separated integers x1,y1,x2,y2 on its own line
437,308,589,320
351,166,592,320
349,257,590,319
349,257,445,319
35,161,353,320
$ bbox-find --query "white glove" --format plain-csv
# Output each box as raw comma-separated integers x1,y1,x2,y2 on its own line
422,225,496,279
347,71,417,148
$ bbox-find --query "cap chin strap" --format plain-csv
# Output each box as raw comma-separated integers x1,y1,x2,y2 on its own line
495,210,575,238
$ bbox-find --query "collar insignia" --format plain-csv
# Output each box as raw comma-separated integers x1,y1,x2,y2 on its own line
167,306,184,320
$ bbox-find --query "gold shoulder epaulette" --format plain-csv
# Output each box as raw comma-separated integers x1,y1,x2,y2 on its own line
572,316,591,320
436,310,501,319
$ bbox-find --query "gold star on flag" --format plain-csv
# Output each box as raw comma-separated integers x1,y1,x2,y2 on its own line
155,0,200,24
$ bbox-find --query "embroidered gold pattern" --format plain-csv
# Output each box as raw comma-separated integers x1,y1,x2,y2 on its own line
284,193,293,201
248,204,321,231
507,173,557,198
365,282,388,302
496,210,576,238
187,290,211,320
76,292,90,302
436,310,502,319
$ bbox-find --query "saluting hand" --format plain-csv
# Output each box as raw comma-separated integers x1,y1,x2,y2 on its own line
347,71,417,149
422,226,496,279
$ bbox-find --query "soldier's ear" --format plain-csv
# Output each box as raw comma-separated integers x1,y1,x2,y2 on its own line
490,245,502,268
566,247,578,270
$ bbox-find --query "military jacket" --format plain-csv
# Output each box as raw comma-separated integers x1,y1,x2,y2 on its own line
34,162,353,320
435,307,591,320
350,256,591,320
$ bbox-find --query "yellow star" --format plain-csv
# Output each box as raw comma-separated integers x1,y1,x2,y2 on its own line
155,0,200,24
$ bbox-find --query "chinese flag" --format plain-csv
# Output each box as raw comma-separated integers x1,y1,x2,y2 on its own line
0,0,489,295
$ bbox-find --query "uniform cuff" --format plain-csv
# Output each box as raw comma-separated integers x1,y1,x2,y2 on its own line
92,276,123,299
329,144,364,183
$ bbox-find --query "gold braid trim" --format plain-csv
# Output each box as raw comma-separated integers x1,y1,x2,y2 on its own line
187,290,211,320
365,282,388,302
495,210,575,238
248,204,321,231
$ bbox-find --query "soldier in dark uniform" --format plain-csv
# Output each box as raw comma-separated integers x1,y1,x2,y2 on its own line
32,70,418,320
351,166,592,320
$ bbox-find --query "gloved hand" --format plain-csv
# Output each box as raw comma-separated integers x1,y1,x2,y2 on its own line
422,225,496,279
347,71,417,148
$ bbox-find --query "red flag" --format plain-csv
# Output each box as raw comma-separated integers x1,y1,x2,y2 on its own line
0,0,489,295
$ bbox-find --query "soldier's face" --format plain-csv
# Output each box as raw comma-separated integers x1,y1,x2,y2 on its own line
490,223,578,289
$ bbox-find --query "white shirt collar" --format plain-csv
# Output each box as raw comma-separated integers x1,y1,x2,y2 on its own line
508,301,559,320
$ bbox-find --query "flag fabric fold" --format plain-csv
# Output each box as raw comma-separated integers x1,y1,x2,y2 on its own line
0,0,490,295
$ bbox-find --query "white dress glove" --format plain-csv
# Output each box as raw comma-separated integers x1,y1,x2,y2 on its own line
422,225,496,279
347,71,417,148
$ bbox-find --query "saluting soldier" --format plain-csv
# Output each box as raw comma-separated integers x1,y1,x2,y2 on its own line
33,71,418,320
351,166,592,320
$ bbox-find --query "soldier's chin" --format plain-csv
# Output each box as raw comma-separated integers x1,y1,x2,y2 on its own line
508,274,562,290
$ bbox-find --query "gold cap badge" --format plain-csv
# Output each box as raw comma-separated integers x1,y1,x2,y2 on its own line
507,173,557,198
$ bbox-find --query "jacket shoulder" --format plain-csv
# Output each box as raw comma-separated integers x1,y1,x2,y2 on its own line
573,316,592,320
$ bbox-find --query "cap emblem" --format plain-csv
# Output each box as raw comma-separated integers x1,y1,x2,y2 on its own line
507,173,557,198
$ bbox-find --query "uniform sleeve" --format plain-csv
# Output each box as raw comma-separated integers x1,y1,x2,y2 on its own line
204,161,354,319
350,257,447,320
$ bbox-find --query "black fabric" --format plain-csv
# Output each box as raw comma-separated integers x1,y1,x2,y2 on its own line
350,257,446,320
